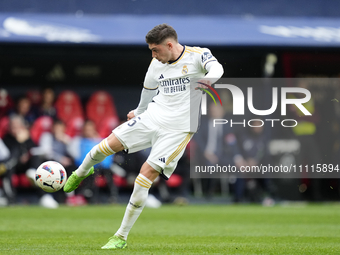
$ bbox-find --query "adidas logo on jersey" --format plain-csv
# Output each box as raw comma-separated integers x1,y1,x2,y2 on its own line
159,157,165,163
159,74,164,79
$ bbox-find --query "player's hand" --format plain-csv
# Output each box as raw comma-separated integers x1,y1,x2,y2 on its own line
195,79,211,90
127,110,135,120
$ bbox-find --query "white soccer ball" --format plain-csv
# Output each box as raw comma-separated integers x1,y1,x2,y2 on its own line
35,161,67,193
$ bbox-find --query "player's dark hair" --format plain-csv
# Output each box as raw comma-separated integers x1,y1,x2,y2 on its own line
145,24,178,45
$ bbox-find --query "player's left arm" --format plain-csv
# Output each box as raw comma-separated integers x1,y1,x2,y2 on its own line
197,49,224,89
204,61,224,82
128,87,158,120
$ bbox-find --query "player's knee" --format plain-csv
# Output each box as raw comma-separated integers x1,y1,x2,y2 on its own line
141,161,160,182
107,133,124,152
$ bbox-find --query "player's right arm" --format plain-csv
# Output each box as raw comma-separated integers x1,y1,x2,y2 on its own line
129,60,158,120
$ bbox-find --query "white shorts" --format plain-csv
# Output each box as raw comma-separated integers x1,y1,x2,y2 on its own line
112,111,193,179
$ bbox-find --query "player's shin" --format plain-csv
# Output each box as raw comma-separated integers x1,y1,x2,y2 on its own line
115,174,152,240
75,138,115,177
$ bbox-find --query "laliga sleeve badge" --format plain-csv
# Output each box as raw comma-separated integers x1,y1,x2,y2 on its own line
201,52,213,63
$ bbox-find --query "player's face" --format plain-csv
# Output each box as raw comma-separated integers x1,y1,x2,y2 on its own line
148,42,171,64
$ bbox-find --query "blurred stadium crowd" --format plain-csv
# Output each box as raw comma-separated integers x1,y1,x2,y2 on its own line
0,87,192,208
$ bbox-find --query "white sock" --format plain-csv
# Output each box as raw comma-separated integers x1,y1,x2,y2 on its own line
115,174,152,240
75,138,115,177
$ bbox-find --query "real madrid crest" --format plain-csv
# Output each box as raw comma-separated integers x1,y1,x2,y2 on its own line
182,65,188,75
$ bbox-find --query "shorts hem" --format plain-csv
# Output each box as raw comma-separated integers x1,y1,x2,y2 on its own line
147,159,172,180
146,159,162,173
112,130,128,150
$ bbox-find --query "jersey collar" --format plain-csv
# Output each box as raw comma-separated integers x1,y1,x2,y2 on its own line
167,45,186,65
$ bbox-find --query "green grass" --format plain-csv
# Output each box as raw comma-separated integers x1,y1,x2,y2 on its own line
1,204,340,254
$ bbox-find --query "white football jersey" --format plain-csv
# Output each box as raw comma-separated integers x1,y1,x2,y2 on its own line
143,45,218,132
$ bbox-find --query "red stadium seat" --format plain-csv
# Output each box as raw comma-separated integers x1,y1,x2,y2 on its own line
95,174,107,188
86,91,119,136
55,90,84,123
26,90,42,106
0,117,9,138
97,116,119,138
30,116,53,144
55,90,84,137
166,174,183,188
11,173,32,188
65,116,84,137
113,174,128,187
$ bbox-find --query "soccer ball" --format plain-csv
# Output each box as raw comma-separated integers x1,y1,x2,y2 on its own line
35,161,67,193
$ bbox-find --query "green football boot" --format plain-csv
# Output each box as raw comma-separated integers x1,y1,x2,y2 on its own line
63,167,94,193
101,235,127,249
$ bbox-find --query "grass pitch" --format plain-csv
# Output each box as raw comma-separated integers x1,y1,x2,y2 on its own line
0,204,340,254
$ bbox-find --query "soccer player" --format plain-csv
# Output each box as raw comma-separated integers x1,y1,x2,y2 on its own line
63,23,224,249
